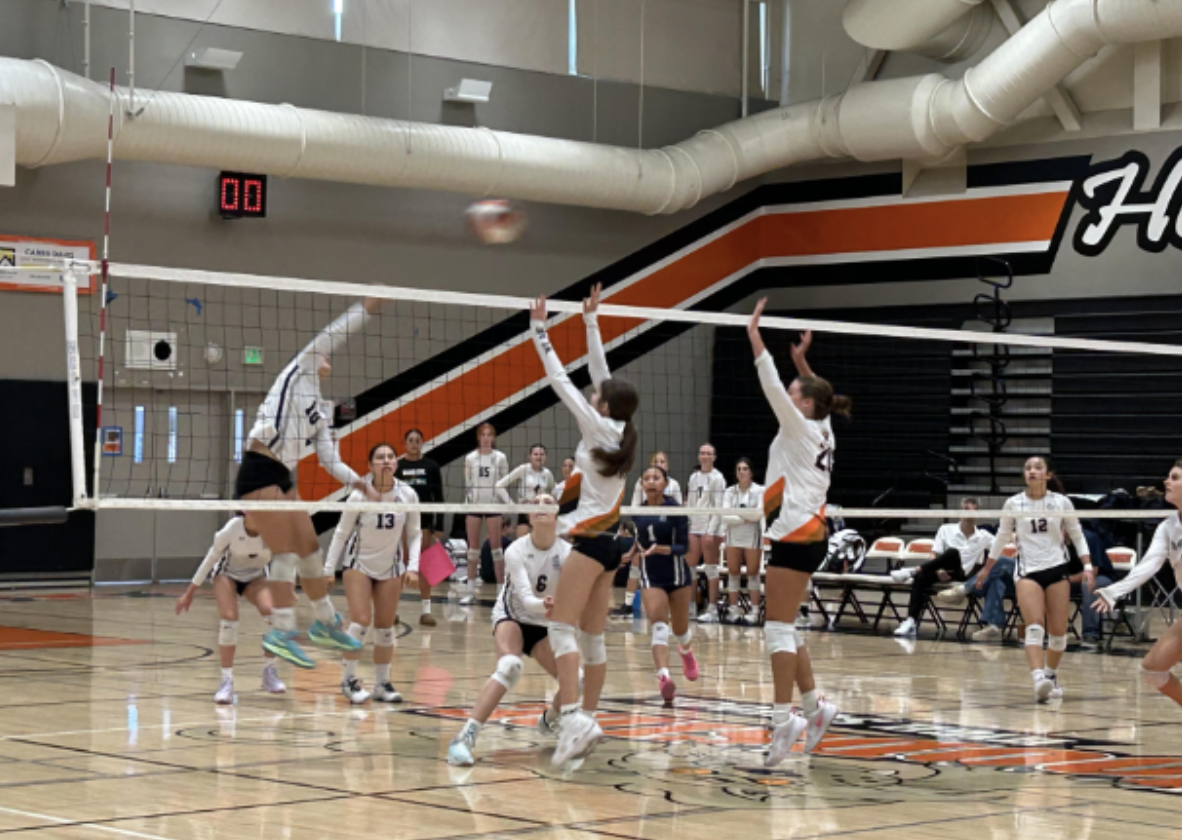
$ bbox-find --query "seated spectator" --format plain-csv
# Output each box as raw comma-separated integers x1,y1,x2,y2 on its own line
1070,528,1116,650
890,498,993,636
936,527,1017,643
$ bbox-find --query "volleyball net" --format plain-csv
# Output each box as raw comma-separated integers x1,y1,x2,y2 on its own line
33,258,1182,544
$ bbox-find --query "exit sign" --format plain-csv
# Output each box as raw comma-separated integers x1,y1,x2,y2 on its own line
243,347,264,365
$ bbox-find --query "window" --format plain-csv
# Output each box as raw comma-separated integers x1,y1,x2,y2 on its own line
168,406,178,464
133,406,145,464
759,2,769,97
568,0,578,76
333,0,344,42
234,409,245,463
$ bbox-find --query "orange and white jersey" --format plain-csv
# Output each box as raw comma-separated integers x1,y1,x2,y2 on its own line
531,313,626,538
755,350,832,544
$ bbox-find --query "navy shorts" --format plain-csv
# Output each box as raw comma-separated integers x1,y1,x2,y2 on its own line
640,554,694,593
572,533,623,571
495,619,549,658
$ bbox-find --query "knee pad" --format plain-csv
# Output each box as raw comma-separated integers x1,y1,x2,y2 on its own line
651,621,670,648
1047,634,1068,652
549,622,579,659
347,622,370,645
270,553,298,583
492,654,524,690
466,548,479,564
1025,624,1045,649
765,621,797,655
628,565,642,581
703,564,721,581
578,631,607,666
727,575,741,594
491,548,504,563
297,549,325,580
673,629,693,649
218,620,239,647
1141,665,1173,689
373,626,395,648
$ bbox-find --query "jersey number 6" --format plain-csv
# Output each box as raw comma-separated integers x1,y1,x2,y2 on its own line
535,574,548,593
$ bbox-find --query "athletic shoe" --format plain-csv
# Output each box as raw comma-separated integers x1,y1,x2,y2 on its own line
889,569,914,584
804,700,838,753
372,682,403,703
309,620,362,651
764,714,808,767
739,612,760,627
679,648,700,682
936,585,967,605
458,593,477,606
794,612,811,630
972,625,1002,643
536,709,559,737
894,617,917,636
341,676,372,704
1080,635,1099,651
261,663,286,694
609,603,633,618
1049,679,1064,700
448,725,477,767
419,614,437,627
658,674,677,702
552,712,603,766
1034,677,1054,703
696,607,720,624
262,629,316,669
214,677,234,705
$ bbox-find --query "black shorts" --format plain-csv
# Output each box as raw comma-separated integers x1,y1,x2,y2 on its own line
234,451,293,499
768,540,828,574
572,533,623,571
516,514,531,528
640,554,694,593
419,513,442,534
1020,565,1069,590
496,619,549,658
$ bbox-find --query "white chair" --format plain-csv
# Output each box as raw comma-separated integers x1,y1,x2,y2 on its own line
1107,546,1138,574
864,537,904,573
897,539,935,569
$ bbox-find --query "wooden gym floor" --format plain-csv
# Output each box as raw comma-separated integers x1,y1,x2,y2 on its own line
0,584,1178,840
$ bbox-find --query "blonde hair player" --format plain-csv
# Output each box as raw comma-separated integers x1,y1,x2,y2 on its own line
323,442,421,704
496,443,556,538
721,457,765,625
747,301,850,767
237,298,383,669
175,514,285,703
686,444,727,623
447,494,570,765
1094,460,1182,710
615,452,684,618
973,456,1091,703
530,283,639,766
461,423,510,604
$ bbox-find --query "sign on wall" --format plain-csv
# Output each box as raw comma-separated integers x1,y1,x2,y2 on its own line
0,236,96,293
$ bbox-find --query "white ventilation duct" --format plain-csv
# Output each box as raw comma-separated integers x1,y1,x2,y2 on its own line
1,0,1180,215
843,0,986,52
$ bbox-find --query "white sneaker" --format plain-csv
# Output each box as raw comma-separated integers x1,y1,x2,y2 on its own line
1049,679,1064,700
372,682,403,703
696,607,720,624
765,714,808,767
261,663,286,694
448,722,478,767
458,593,477,606
1034,677,1054,703
937,584,967,605
894,617,917,636
972,625,1002,643
552,712,603,766
341,676,372,704
889,569,913,584
536,709,560,737
804,700,838,753
214,677,234,705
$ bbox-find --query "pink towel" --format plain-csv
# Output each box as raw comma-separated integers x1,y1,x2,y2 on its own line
419,541,456,587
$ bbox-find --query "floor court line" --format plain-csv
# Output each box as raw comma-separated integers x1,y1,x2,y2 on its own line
0,805,179,840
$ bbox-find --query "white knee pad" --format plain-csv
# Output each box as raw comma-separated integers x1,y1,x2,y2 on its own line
492,654,524,690
727,575,741,594
347,622,370,645
218,620,239,646
1047,634,1068,652
765,621,797,655
651,621,670,648
1141,665,1173,689
1025,624,1045,649
298,549,325,580
373,626,395,648
466,548,479,564
549,622,579,659
703,564,721,581
492,548,504,563
673,629,693,649
628,565,642,581
579,631,607,666
270,553,298,583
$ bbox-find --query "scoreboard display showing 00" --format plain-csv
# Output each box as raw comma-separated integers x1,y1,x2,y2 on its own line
218,172,268,219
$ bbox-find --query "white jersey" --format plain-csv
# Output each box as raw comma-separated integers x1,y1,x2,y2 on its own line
192,517,271,586
932,523,994,574
631,476,683,507
496,464,556,505
721,483,764,549
492,534,571,627
247,303,368,487
325,481,422,580
532,312,627,538
755,350,832,544
990,491,1089,577
1097,513,1182,607
686,468,727,534
465,450,510,505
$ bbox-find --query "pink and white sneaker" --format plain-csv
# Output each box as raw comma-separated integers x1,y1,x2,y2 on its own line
804,699,838,753
659,673,677,702
679,648,700,682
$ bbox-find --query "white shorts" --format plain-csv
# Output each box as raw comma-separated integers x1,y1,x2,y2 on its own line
689,516,721,537
725,524,761,550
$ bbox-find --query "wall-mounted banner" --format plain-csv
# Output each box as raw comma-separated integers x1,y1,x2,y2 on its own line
101,427,123,457
0,236,96,293
1073,147,1182,257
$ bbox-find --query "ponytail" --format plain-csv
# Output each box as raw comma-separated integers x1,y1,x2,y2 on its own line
590,378,639,477
798,375,853,422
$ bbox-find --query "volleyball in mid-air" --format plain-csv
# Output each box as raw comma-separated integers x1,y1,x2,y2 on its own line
466,199,527,244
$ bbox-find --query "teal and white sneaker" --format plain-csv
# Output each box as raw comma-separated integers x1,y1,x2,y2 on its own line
308,619,362,651
262,629,315,669
447,721,479,766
